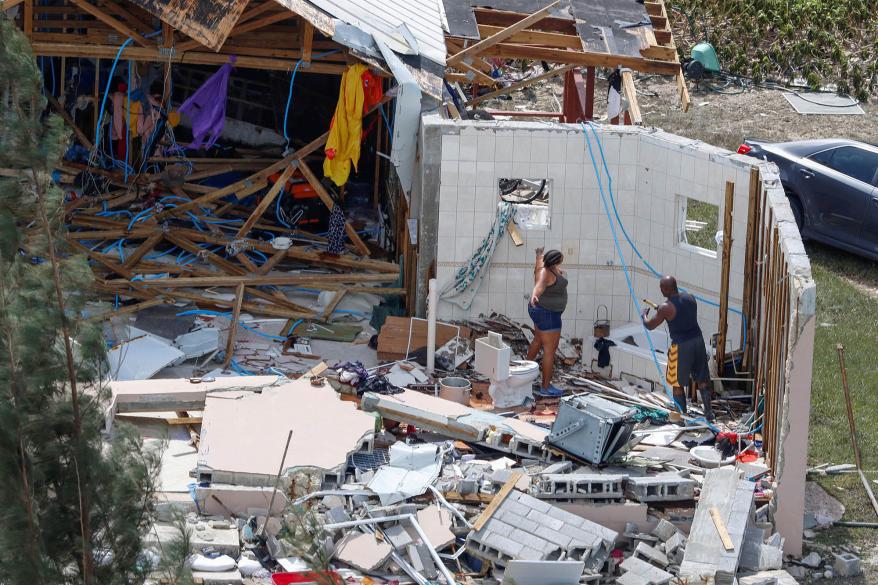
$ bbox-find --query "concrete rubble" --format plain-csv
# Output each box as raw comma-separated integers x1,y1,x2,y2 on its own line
113,316,818,584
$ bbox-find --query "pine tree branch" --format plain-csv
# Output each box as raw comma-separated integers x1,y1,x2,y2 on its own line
0,250,44,580
31,167,95,584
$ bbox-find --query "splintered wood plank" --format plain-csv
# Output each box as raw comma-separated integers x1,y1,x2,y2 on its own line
126,0,250,51
465,64,575,106
122,231,164,269
297,159,371,256
68,0,152,47
507,223,524,246
221,283,246,370
620,70,642,125
152,131,328,221
709,506,735,551
473,472,524,531
301,20,314,62
163,232,247,276
448,1,560,66
236,162,297,238
87,297,166,321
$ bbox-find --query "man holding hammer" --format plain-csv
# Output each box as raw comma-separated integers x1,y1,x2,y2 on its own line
642,275,715,421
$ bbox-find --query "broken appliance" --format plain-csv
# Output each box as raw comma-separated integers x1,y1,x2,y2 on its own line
548,394,637,465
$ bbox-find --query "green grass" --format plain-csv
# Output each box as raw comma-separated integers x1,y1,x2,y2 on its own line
807,244,878,469
802,243,878,559
683,198,719,252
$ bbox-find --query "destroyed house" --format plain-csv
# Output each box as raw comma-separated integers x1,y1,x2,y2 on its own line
3,0,816,576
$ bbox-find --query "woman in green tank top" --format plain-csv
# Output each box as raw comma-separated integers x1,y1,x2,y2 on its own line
527,248,568,397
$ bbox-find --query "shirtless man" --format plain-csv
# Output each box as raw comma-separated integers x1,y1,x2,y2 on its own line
642,275,715,421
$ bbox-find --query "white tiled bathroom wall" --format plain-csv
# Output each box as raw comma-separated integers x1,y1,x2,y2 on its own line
428,119,755,367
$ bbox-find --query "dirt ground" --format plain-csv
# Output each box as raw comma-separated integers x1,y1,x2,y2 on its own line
476,68,878,150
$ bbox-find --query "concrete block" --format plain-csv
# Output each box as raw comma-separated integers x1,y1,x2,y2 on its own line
620,556,673,585
616,570,651,585
833,552,861,577
625,475,696,502
739,571,799,585
633,542,669,568
664,532,686,556
651,519,677,542
407,544,438,580
325,506,350,525
190,570,243,585
190,523,240,557
382,524,413,549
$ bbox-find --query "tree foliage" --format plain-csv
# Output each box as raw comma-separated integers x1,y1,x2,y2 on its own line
0,16,160,585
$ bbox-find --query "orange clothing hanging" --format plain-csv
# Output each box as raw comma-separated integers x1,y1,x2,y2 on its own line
323,63,369,186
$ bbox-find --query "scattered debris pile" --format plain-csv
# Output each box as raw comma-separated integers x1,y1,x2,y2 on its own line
111,312,840,584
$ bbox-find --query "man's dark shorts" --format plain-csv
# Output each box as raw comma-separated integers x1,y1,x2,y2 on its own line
666,336,710,387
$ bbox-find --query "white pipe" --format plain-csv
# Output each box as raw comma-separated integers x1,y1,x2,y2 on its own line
426,278,437,374
324,513,456,585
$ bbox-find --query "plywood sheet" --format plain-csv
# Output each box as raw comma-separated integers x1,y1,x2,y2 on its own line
127,0,251,50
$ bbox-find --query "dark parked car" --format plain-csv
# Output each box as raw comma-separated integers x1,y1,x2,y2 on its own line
738,138,878,261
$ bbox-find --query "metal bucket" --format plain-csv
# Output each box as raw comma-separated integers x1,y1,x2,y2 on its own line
593,304,610,338
439,377,471,405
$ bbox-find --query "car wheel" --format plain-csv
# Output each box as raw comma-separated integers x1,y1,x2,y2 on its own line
787,193,806,236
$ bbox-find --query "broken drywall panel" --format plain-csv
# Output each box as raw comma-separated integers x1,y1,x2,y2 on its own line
501,560,586,585
198,380,376,486
466,489,617,571
368,442,444,505
554,502,651,536
416,504,456,549
106,334,185,381
107,375,277,429
334,532,393,572
175,327,220,360
679,468,755,582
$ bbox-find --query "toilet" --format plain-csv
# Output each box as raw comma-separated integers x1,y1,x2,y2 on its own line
474,332,541,408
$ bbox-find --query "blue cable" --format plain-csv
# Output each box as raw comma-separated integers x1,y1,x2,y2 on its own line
380,104,393,145
282,59,305,149
230,359,255,376
281,48,342,150
93,37,134,154
581,123,718,431
582,122,748,359
175,310,289,341
287,318,303,336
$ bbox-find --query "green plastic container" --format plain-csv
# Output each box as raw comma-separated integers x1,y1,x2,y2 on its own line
691,42,721,73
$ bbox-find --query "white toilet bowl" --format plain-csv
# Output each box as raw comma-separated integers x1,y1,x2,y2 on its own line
488,359,540,408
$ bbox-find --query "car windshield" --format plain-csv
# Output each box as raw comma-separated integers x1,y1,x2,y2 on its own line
809,145,878,185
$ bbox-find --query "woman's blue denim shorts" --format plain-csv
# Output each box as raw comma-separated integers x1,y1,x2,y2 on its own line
528,304,562,332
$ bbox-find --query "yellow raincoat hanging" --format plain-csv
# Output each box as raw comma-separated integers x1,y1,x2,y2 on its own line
323,63,368,186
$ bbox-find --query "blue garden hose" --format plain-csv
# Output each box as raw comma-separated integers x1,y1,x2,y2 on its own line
581,122,718,431
581,122,748,359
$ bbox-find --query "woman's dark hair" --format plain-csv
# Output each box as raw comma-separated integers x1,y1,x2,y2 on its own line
543,249,563,268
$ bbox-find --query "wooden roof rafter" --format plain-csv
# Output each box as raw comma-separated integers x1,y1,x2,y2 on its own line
444,0,690,110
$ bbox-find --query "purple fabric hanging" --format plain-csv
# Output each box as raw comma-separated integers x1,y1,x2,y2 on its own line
177,56,236,149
